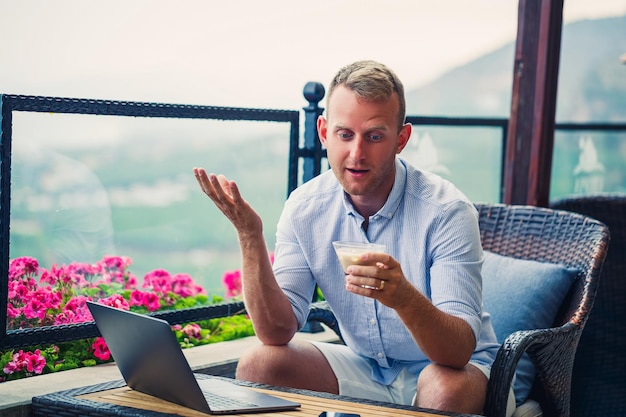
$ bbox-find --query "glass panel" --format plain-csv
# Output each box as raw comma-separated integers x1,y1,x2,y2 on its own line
9,112,289,316
401,126,503,203
551,130,626,199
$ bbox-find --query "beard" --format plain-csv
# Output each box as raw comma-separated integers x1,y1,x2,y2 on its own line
332,154,396,198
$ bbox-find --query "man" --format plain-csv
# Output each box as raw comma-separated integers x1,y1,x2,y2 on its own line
193,60,513,416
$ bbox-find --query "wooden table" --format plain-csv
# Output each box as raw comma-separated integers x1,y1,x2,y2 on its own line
31,375,479,417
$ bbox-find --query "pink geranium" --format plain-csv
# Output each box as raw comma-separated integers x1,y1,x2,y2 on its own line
99,294,130,310
222,270,242,298
55,296,93,324
142,292,161,312
91,337,111,361
3,254,219,383
8,257,39,281
172,273,206,298
143,269,173,294
181,323,203,340
26,349,46,374
129,290,161,311
3,350,46,375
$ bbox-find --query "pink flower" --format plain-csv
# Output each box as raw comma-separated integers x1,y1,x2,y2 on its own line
143,269,173,294
91,337,111,361
23,298,47,320
129,290,145,306
99,294,130,310
124,274,138,289
54,310,78,325
2,349,45,375
26,350,46,374
62,295,90,313
128,290,161,311
6,304,21,319
8,257,39,281
142,292,161,312
39,269,58,286
171,274,205,297
101,255,132,271
222,270,242,298
181,323,202,339
10,281,31,301
55,296,92,324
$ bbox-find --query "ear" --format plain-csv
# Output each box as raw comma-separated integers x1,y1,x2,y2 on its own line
396,123,412,154
317,116,328,147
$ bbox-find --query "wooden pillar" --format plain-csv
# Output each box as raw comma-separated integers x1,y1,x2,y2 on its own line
503,0,564,206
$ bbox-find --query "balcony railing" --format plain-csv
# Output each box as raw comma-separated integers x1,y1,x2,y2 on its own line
1,85,625,350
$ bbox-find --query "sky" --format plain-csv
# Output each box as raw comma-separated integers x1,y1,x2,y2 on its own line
1,0,625,111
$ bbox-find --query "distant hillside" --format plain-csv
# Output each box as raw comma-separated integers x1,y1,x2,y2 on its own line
405,15,626,122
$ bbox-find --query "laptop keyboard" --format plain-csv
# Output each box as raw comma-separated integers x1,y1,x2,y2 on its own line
202,390,260,409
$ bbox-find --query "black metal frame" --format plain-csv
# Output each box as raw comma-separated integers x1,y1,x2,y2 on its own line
0,94,298,350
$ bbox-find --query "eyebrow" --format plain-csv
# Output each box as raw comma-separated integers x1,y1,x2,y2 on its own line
333,124,389,132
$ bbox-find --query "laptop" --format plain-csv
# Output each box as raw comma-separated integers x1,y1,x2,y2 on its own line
86,301,300,415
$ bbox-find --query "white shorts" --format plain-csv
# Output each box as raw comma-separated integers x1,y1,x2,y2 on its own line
310,341,516,416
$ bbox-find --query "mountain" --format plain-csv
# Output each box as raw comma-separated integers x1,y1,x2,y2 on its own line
405,15,626,122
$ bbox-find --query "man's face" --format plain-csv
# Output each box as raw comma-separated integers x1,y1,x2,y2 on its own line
317,85,411,207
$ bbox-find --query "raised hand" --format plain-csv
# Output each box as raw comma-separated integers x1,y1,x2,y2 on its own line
193,167,263,237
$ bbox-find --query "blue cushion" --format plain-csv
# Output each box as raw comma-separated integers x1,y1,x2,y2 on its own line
481,251,579,405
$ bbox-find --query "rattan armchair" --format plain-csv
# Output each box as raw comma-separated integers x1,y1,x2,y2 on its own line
550,193,626,417
307,203,610,417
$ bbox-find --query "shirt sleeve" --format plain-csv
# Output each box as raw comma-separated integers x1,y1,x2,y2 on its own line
428,199,484,342
272,199,318,329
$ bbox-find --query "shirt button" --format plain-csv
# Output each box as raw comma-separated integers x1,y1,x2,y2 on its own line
377,352,384,359
369,318,376,325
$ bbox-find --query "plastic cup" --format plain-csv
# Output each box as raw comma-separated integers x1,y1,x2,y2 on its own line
332,241,386,273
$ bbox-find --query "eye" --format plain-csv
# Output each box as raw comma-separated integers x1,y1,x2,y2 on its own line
368,133,384,142
337,131,353,140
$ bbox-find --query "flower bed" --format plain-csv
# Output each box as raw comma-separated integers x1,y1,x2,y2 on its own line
1,255,252,383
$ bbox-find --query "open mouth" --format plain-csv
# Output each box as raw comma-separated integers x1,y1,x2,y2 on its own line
347,168,368,175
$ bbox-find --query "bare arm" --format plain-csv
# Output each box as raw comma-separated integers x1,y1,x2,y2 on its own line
193,168,298,345
345,254,476,368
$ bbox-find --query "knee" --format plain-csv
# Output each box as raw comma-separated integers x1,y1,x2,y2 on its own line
416,363,486,414
235,344,290,383
416,364,460,406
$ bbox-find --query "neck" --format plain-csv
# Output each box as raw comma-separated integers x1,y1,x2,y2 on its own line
348,194,385,219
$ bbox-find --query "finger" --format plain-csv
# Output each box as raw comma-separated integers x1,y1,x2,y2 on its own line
360,284,378,290
364,277,385,290
216,174,243,204
216,174,232,196
209,174,233,202
376,261,390,270
346,273,383,291
193,168,211,196
227,180,243,204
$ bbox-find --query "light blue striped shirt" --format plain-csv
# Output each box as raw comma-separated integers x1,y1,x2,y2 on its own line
273,157,499,384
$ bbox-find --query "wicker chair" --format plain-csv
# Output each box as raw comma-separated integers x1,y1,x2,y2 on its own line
307,203,610,417
550,194,626,417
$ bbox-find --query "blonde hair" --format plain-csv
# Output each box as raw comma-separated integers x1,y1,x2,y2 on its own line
327,60,406,130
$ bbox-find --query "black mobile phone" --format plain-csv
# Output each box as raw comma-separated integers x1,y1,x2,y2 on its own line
318,412,361,417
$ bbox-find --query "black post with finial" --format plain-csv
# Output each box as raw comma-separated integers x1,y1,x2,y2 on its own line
293,82,325,194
